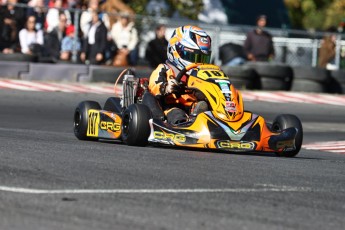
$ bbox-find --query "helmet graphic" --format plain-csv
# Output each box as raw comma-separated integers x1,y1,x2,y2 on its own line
167,25,212,70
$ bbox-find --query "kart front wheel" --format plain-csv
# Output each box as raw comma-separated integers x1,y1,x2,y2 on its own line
272,114,303,157
74,101,101,140
121,104,152,146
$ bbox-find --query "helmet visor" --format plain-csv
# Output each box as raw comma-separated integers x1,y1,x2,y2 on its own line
180,50,211,64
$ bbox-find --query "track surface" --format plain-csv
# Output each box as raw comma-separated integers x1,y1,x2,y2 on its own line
0,89,344,230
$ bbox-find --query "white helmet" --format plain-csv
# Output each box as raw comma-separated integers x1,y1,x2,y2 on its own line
167,25,212,70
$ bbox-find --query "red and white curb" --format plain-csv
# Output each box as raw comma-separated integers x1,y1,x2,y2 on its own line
1,79,345,106
0,79,119,95
243,91,345,106
303,141,345,154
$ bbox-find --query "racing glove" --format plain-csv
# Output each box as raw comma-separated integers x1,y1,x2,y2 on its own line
165,78,184,94
165,78,179,94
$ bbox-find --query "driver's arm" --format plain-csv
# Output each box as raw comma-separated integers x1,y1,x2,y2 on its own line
149,64,169,96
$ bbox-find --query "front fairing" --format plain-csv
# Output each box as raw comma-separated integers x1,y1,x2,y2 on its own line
148,111,297,153
186,65,244,122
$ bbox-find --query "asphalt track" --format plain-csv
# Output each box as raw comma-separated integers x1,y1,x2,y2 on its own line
0,89,345,230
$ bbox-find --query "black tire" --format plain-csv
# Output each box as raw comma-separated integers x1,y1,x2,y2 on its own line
290,79,326,93
74,101,101,140
329,70,345,94
245,62,293,90
260,77,288,91
121,104,152,146
292,66,330,82
222,65,258,89
219,43,246,65
103,97,122,113
271,114,303,157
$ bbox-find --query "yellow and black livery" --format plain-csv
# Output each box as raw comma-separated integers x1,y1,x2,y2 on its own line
73,65,303,157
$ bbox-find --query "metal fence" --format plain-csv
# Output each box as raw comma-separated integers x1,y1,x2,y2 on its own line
134,15,345,69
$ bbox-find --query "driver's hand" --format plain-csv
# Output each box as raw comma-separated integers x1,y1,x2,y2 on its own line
165,78,179,94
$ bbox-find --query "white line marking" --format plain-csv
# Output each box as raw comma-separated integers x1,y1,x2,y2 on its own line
0,185,313,194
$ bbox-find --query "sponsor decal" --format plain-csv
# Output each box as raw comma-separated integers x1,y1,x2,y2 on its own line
217,141,255,150
200,70,224,79
100,121,121,132
215,80,230,83
219,82,230,94
277,140,295,149
87,110,99,137
225,101,236,113
153,131,186,142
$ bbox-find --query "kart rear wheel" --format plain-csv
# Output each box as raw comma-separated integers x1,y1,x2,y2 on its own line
74,101,101,140
103,97,122,113
272,114,303,157
121,104,152,146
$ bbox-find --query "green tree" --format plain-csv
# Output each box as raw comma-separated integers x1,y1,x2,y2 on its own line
128,0,203,20
284,0,345,30
165,0,203,20
325,0,345,29
127,0,149,15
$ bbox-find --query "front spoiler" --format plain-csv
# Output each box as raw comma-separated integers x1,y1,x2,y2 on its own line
148,118,298,153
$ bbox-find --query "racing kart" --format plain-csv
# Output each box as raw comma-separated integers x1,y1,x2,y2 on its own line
73,64,303,157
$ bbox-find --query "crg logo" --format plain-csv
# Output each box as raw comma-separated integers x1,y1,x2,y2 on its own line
217,141,255,150
153,131,186,142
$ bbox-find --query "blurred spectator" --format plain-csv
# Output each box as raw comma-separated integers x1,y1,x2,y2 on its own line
244,15,274,62
80,0,98,37
80,10,107,64
60,24,81,61
27,0,46,31
44,12,67,60
65,0,79,24
45,0,71,32
145,24,168,68
2,0,26,30
318,30,337,69
219,42,247,66
0,0,26,53
19,15,44,55
80,0,109,38
0,7,17,53
110,13,138,66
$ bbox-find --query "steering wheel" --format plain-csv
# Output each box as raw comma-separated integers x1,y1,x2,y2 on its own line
175,63,199,82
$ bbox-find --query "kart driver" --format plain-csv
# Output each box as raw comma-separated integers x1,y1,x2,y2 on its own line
143,25,212,125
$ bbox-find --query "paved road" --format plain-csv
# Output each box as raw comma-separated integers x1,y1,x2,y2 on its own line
0,89,344,230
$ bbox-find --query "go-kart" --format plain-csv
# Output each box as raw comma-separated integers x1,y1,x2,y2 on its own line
73,63,303,157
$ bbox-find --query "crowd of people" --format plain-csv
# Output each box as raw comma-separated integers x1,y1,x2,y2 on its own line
0,0,166,66
1,0,337,69
0,0,276,68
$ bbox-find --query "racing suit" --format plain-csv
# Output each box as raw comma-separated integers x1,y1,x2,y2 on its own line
145,61,198,124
